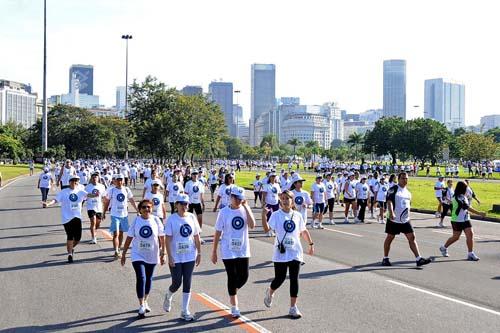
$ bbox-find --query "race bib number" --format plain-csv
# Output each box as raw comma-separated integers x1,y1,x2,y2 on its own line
176,241,191,254
138,240,153,252
230,238,243,251
283,236,295,249
117,204,124,211
71,203,79,210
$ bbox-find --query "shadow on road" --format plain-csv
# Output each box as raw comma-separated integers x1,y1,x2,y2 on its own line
0,255,115,272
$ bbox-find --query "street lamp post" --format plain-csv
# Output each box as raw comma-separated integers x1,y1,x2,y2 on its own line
121,34,132,118
42,0,48,152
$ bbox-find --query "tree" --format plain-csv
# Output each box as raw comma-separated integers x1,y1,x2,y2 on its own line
347,132,364,161
485,127,500,143
0,133,24,160
458,133,498,161
260,134,278,150
399,118,450,163
363,117,405,164
287,138,301,155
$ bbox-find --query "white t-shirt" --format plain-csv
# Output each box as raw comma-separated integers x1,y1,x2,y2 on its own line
143,167,152,179
376,182,389,202
144,177,163,192
355,182,370,200
55,188,87,224
128,215,165,264
263,183,281,205
344,180,356,199
209,174,218,185
130,166,138,179
311,182,326,203
60,166,76,186
323,180,336,199
84,183,106,212
268,209,306,263
165,213,200,264
292,189,313,222
387,185,411,224
144,191,165,219
184,180,205,204
167,181,184,203
39,172,53,188
435,181,445,198
253,179,263,192
218,184,235,208
215,206,251,259
106,186,134,217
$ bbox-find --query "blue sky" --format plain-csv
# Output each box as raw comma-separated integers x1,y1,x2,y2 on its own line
1,0,499,125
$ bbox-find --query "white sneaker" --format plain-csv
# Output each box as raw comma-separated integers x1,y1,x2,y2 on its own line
379,218,385,224
435,211,441,218
467,253,480,261
354,218,361,224
181,310,195,321
317,223,324,229
264,288,273,308
89,238,97,244
344,218,349,224
231,306,241,318
138,304,146,318
439,246,449,257
144,301,151,313
438,221,444,228
163,290,173,312
289,306,302,319
330,220,336,225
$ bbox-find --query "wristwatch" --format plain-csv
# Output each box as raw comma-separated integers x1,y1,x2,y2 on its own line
309,243,314,246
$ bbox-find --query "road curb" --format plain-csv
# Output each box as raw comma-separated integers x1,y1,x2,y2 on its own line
0,173,31,191
411,208,500,223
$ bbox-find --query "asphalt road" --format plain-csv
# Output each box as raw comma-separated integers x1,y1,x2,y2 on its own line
1,175,500,332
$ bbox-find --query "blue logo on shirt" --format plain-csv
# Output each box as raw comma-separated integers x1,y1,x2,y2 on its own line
319,187,324,193
295,196,304,205
271,187,277,194
232,216,245,230
382,187,387,192
69,193,78,202
283,220,296,233
43,176,48,180
152,198,160,206
225,188,232,195
92,189,99,195
173,185,179,191
139,225,153,238
328,185,333,190
193,186,199,193
117,193,125,202
180,224,192,237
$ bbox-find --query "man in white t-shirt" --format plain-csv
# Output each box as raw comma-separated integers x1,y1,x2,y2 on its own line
311,175,326,229
184,171,206,238
382,172,431,267
434,176,445,218
85,172,106,244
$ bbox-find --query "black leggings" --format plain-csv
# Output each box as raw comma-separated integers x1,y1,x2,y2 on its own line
222,257,249,296
254,192,262,203
357,199,367,221
169,261,195,293
441,203,451,219
132,261,156,299
270,260,301,297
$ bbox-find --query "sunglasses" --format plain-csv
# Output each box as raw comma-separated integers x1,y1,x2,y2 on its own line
177,202,189,206
140,206,153,210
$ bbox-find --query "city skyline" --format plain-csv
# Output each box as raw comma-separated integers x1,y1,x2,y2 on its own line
1,0,499,125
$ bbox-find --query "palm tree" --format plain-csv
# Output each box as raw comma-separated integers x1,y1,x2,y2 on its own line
347,132,364,161
287,138,301,156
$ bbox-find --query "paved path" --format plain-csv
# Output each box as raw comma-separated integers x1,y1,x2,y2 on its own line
1,176,500,332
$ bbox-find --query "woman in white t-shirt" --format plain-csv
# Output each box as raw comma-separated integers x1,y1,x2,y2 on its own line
211,186,256,318
213,173,235,212
121,199,166,318
290,174,312,226
166,174,184,214
144,180,167,222
163,193,201,322
261,190,314,319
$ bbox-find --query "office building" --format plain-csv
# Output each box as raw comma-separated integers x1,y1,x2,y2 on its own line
480,115,500,131
343,120,375,141
424,79,465,130
0,79,37,128
182,86,203,96
383,60,406,119
209,81,234,136
69,64,93,95
116,86,126,111
359,109,383,123
250,64,276,145
49,75,99,109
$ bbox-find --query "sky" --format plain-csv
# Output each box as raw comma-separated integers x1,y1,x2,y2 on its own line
1,0,499,125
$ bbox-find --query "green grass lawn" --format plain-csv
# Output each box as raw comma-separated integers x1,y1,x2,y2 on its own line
234,170,500,218
0,164,42,183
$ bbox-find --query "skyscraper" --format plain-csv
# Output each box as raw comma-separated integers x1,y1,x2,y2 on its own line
181,86,203,96
208,81,234,136
116,86,126,112
250,64,276,145
424,78,465,130
383,60,406,120
69,65,94,95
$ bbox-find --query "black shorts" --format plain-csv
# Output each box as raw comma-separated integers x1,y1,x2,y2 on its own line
87,210,103,219
451,221,472,232
61,185,69,190
325,198,335,213
385,221,413,235
210,184,217,193
189,203,203,215
378,201,387,210
63,218,82,241
344,198,355,203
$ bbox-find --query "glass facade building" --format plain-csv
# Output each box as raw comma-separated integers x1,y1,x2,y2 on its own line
250,64,276,145
383,60,406,120
69,64,94,95
424,78,465,130
209,81,234,136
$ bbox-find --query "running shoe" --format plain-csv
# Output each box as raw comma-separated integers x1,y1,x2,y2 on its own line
370,213,375,219
317,223,325,229
438,221,444,228
114,251,120,259
416,257,432,266
354,218,361,224
439,246,449,257
181,311,195,321
89,238,97,244
330,220,336,225
289,306,302,319
379,218,385,224
467,253,480,261
343,218,349,224
67,254,73,263
144,301,151,313
163,290,173,312
231,306,241,318
381,258,391,266
264,288,273,308
138,304,146,318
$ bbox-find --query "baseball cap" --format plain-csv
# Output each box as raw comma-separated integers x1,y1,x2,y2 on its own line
292,173,305,183
191,170,199,175
69,175,80,182
230,186,245,200
175,193,190,204
115,173,125,180
152,179,162,186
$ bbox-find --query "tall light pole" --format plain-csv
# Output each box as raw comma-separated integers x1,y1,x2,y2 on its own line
42,0,48,152
121,34,132,118
234,90,240,137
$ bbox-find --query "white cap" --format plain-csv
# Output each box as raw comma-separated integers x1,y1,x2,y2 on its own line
291,173,305,183
175,193,190,204
230,186,245,200
152,179,162,186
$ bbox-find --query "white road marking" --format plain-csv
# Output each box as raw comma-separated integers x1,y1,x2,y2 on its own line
197,292,272,333
432,230,486,240
386,279,500,317
0,175,27,192
323,228,363,237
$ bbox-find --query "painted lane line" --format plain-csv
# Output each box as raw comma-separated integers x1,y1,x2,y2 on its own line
386,280,500,317
193,292,272,333
323,228,363,237
0,174,29,192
